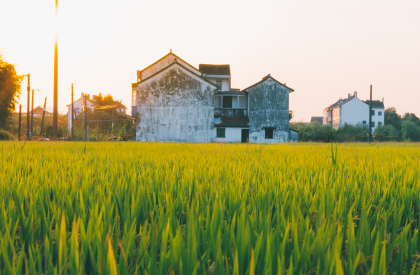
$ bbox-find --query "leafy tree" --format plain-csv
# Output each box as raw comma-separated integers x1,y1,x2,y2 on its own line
385,107,402,131
289,110,293,121
401,120,420,142
402,113,420,127
374,125,398,141
0,54,23,129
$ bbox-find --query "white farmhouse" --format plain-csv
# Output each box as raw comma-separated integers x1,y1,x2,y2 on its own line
132,51,296,143
67,94,127,131
323,92,385,132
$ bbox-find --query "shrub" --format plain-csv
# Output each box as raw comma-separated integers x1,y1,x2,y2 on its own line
0,130,15,140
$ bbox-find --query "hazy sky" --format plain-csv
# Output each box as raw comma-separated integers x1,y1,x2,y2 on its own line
1,0,419,121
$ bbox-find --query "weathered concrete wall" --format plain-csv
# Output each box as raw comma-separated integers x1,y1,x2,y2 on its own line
289,130,298,142
247,77,290,143
136,64,216,142
141,54,201,80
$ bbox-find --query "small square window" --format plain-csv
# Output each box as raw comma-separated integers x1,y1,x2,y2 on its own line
371,110,375,116
371,121,375,127
265,128,274,139
216,80,222,90
378,111,382,116
362,121,366,125
378,122,382,126
217,128,225,138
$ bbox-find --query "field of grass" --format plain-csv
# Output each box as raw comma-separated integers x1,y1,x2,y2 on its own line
0,142,419,274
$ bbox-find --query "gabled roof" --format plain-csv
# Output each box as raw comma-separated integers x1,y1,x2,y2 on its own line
310,116,323,123
364,100,384,108
199,64,230,75
135,60,219,89
327,96,355,109
242,74,294,92
139,52,200,73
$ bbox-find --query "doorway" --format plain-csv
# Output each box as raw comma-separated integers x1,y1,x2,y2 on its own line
241,129,249,143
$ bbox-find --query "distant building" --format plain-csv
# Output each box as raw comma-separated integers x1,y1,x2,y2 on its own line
67,94,127,131
131,51,296,143
323,92,385,132
16,106,52,117
310,116,323,124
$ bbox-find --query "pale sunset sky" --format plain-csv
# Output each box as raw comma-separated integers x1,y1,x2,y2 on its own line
1,0,419,122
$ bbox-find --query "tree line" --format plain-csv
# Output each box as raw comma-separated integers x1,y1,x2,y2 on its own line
291,108,420,142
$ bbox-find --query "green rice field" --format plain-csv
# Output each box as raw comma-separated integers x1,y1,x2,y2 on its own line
0,142,419,274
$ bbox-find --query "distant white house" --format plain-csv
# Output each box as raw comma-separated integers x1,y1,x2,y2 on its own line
67,94,127,131
323,92,385,132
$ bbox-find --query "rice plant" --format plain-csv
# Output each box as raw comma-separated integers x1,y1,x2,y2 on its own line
0,141,419,274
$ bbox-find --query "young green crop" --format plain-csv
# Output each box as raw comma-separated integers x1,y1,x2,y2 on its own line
0,141,419,274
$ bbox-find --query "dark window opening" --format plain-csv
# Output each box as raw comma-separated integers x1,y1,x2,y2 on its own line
371,121,375,127
223,96,232,108
217,128,225,138
371,110,375,116
265,128,274,139
362,121,366,125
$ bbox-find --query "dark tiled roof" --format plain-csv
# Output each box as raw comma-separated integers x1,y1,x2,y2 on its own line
327,96,355,109
215,117,249,127
199,64,230,75
364,100,384,108
310,116,323,123
242,74,294,92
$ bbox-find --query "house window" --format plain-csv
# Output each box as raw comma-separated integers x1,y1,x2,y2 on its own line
378,111,382,116
371,121,375,127
371,110,375,116
223,96,232,108
362,121,366,125
214,96,222,108
216,80,222,90
265,128,274,139
74,108,80,113
378,122,382,126
239,96,247,108
217,128,225,138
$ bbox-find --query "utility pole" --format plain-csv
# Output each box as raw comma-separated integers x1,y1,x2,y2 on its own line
40,97,47,138
71,84,74,141
96,109,99,141
83,93,87,141
31,89,34,137
53,0,59,140
25,74,30,140
18,105,22,141
368,85,373,143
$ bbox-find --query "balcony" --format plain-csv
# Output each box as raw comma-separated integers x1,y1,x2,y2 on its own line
214,108,247,118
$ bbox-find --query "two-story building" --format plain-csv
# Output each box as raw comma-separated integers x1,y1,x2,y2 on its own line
131,51,296,143
323,91,385,132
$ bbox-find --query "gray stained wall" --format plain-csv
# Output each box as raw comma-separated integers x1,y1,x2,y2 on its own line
135,64,216,142
246,77,291,143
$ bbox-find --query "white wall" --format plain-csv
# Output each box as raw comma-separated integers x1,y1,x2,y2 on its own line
215,127,245,142
67,99,95,130
207,78,230,91
249,129,289,143
371,107,385,130
340,98,369,127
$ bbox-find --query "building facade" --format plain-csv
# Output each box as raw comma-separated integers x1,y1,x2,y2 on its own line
323,92,385,132
132,51,296,143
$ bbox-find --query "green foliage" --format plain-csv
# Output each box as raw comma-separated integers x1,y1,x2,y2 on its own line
0,142,419,274
401,120,420,142
385,107,402,131
374,124,398,141
290,122,369,142
0,54,23,128
0,130,15,140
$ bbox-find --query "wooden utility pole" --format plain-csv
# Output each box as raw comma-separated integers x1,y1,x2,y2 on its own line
26,74,30,140
40,97,47,137
31,89,34,137
83,93,87,141
96,110,99,141
53,0,59,140
18,105,22,141
368,85,373,143
71,84,74,141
